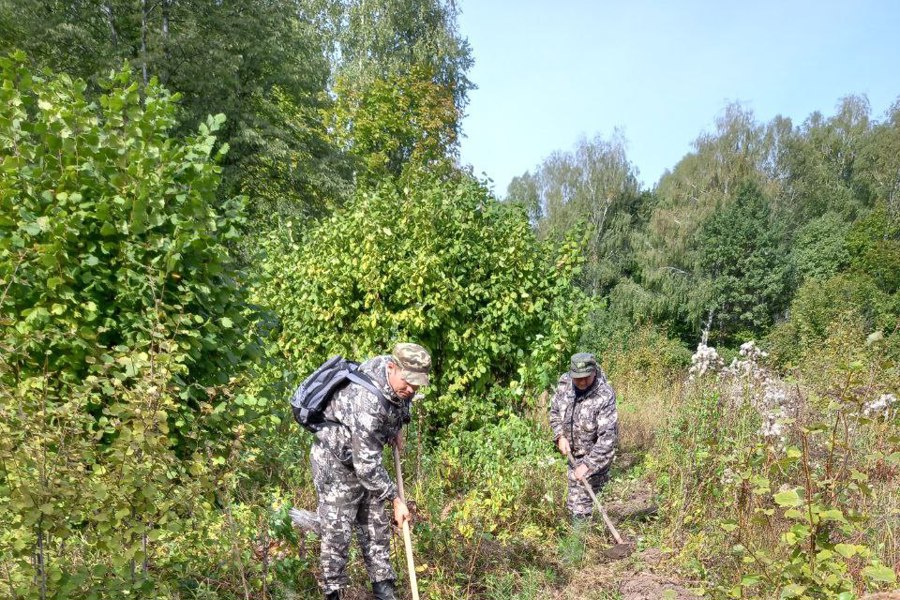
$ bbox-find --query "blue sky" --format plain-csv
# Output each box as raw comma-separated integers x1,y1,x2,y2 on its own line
457,1,900,196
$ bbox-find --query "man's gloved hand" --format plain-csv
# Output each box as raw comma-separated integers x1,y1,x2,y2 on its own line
557,436,571,456
392,497,411,527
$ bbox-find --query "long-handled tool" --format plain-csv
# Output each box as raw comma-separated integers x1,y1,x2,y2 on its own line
567,455,627,548
393,445,420,600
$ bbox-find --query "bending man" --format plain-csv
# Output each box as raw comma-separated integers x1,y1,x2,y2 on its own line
311,343,431,600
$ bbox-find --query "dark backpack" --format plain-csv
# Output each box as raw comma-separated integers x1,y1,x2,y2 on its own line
289,355,387,433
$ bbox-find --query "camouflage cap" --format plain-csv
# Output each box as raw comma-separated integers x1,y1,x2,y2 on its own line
569,352,598,378
392,342,431,387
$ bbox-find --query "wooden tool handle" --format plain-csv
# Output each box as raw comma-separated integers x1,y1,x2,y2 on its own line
401,522,419,600
567,454,625,545
580,475,625,544
393,445,420,600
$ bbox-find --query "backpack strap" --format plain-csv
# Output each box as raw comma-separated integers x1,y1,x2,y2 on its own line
347,369,388,402
346,371,394,411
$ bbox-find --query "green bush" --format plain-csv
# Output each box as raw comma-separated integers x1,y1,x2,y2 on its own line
581,319,691,382
846,203,900,295
410,413,567,596
252,174,587,433
0,52,250,401
0,55,261,598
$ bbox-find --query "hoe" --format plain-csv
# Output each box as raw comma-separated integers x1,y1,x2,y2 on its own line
567,455,633,559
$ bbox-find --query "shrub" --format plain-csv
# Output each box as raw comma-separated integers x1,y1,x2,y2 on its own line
252,174,587,434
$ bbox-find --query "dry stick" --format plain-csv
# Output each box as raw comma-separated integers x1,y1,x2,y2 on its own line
260,515,269,600
416,410,423,486
464,529,484,600
36,520,46,600
225,503,251,600
567,456,625,545
800,432,817,575
392,445,420,600
2,558,18,600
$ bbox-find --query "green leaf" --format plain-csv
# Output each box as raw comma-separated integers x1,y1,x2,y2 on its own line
780,584,806,598
834,544,858,558
815,549,834,561
773,489,803,508
818,508,845,522
862,564,896,583
750,475,770,494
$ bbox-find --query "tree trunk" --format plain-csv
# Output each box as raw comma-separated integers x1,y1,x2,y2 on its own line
35,523,46,600
161,0,170,84
141,0,149,88
102,2,118,51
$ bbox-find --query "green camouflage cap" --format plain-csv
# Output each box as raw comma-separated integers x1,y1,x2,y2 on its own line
569,352,598,378
392,342,431,387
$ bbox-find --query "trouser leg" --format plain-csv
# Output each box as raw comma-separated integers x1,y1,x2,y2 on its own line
566,463,609,519
311,442,363,594
355,489,396,584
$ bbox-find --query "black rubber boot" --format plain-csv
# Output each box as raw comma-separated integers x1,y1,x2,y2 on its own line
372,579,397,600
324,590,342,600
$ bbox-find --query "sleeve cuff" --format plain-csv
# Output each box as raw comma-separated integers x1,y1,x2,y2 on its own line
383,484,399,503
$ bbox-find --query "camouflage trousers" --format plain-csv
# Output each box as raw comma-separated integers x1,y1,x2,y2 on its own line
566,463,609,518
310,441,396,593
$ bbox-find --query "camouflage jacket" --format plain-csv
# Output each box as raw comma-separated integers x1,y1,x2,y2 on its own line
549,370,618,474
316,355,410,502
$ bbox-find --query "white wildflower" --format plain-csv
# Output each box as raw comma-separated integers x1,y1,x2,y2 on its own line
759,404,788,447
739,341,768,361
689,343,724,380
723,340,769,380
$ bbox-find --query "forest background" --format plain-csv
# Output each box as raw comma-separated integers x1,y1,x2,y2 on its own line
0,1,897,599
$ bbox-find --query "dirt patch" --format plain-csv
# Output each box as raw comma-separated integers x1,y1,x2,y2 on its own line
550,555,699,600
341,587,371,600
619,573,701,600
634,547,664,566
615,452,644,472
606,482,657,523
552,562,620,599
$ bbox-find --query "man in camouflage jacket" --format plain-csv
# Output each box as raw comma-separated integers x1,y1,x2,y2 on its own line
549,352,618,520
311,343,431,600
